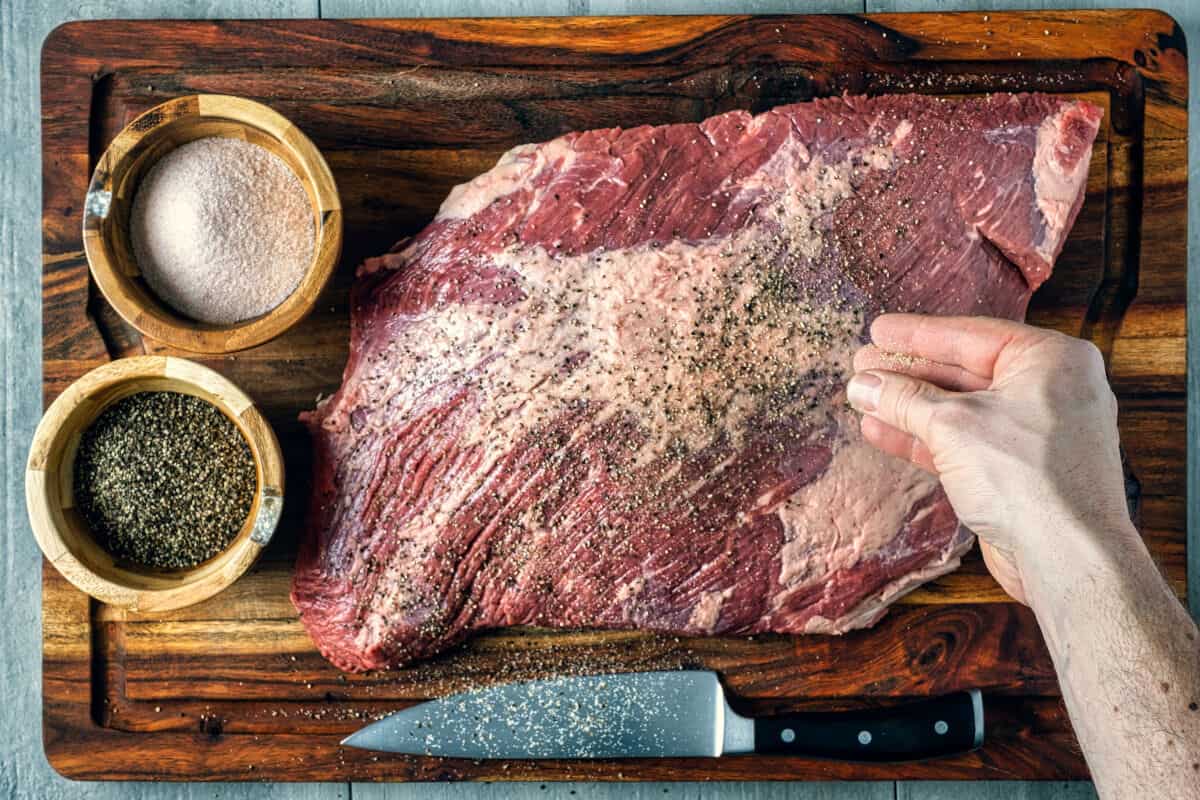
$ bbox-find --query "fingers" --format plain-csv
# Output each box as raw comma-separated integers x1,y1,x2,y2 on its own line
860,415,937,473
869,314,1042,380
853,344,990,392
846,369,951,445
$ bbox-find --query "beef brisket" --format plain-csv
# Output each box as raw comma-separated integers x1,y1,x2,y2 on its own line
292,93,1101,671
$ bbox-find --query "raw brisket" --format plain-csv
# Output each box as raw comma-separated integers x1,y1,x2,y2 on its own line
293,93,1101,671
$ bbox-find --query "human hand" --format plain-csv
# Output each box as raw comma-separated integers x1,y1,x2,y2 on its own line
846,314,1133,605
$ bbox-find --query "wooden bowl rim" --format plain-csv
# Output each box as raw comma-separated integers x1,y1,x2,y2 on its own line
82,94,342,354
25,356,285,612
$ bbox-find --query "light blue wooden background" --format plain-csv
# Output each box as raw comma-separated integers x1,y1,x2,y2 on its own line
2,0,1195,798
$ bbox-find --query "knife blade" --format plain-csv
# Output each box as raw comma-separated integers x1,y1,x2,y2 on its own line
341,670,983,761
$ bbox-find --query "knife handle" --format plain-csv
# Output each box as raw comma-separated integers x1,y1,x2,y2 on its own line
753,690,983,761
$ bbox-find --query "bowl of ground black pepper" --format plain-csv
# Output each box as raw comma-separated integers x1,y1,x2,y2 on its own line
26,356,284,612
83,94,341,354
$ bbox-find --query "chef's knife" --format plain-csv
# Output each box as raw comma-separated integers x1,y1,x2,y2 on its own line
342,670,983,761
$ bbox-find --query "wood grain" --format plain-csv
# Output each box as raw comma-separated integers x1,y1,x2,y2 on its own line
39,10,1186,785
9,3,347,800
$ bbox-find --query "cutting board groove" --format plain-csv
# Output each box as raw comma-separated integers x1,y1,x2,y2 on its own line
40,12,1186,782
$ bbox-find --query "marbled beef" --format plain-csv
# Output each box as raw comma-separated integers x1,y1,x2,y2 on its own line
292,93,1101,671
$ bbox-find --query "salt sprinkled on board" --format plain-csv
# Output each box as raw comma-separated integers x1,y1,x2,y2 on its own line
131,136,314,325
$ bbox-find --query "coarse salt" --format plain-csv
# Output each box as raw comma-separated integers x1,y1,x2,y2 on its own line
130,136,314,325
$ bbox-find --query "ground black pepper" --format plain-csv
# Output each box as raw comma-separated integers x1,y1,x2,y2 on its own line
73,391,256,569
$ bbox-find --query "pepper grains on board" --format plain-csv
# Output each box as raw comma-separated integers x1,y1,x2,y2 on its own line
73,391,257,569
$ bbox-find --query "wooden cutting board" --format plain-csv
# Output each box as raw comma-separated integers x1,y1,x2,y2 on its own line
40,12,1187,782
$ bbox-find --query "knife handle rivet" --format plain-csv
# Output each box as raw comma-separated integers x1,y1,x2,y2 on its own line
934,720,949,735
857,730,872,745
780,728,796,743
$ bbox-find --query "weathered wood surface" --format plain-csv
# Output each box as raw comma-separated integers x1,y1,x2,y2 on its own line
34,6,1185,790
11,3,340,800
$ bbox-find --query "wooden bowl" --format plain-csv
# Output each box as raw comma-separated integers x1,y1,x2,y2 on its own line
83,94,341,354
25,356,285,612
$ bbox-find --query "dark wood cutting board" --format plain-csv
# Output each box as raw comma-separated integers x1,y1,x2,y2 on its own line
40,12,1187,782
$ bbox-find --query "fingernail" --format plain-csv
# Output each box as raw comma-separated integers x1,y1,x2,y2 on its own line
847,372,882,413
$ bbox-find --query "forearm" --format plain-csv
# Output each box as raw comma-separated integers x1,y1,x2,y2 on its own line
1019,519,1200,799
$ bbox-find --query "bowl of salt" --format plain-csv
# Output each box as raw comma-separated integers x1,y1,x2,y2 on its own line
83,94,342,354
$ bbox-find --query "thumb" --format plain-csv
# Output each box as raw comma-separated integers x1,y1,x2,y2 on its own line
846,369,952,445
